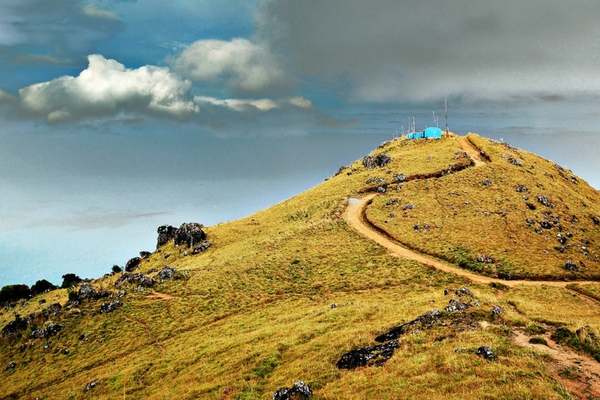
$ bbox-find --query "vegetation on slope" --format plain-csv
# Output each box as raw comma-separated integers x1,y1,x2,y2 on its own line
1,134,600,399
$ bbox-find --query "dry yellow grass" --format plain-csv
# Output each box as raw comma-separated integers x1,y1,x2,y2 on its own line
1,134,598,399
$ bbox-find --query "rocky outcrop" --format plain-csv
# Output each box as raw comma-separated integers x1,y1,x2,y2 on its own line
100,301,122,314
156,223,207,249
476,346,495,360
30,323,64,339
174,223,206,247
272,381,313,400
114,273,155,288
336,340,400,369
193,240,212,254
1,315,28,337
125,257,141,272
374,310,443,342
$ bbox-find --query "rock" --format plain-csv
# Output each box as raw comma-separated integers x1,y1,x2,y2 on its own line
84,380,98,392
125,257,141,272
362,156,375,169
539,221,552,229
393,173,406,183
402,203,414,210
174,223,206,248
445,298,471,312
373,154,392,167
30,324,64,339
455,287,473,296
336,340,400,369
557,233,567,245
157,225,177,249
100,301,122,314
273,381,313,400
515,185,529,193
377,186,387,193
508,157,522,166
331,303,337,309
77,283,98,301
476,346,495,360
476,255,494,264
565,260,578,272
593,216,600,225
526,203,536,210
482,180,492,186
537,194,551,207
2,315,29,337
158,266,176,280
491,305,502,316
192,240,212,254
114,273,155,288
139,251,152,259
365,176,377,184
374,310,442,342
39,299,46,305
535,227,543,234
443,289,449,296
5,362,16,370
42,303,62,319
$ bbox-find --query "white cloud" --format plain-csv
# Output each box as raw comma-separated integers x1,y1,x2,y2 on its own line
19,55,199,123
194,96,312,113
169,38,288,94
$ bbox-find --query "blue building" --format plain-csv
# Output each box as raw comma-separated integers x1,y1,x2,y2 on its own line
407,127,443,140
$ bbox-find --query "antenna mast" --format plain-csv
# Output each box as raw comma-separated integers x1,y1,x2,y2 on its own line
444,99,449,137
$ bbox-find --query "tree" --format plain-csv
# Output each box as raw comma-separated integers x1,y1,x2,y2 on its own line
31,279,57,295
61,273,82,289
0,284,31,303
112,265,122,273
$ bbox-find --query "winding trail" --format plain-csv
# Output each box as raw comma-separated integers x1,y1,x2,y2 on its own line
343,136,600,398
344,194,600,289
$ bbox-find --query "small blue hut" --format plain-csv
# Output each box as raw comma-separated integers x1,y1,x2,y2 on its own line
407,127,442,140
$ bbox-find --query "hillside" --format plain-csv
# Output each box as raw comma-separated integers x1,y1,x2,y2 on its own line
2,133,600,399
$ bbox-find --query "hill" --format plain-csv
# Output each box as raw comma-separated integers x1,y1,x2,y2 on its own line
2,133,600,399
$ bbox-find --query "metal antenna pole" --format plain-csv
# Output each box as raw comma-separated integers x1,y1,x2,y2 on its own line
445,99,449,137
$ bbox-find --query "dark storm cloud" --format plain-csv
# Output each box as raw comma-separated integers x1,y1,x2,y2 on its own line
258,0,600,101
0,0,124,64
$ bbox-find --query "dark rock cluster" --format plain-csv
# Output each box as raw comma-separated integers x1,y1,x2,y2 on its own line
77,283,110,302
336,340,400,370
125,257,141,272
1,315,28,337
30,324,64,339
114,273,155,288
156,223,207,249
158,266,176,280
476,346,496,360
100,301,122,314
272,381,313,400
193,240,212,254
362,153,392,169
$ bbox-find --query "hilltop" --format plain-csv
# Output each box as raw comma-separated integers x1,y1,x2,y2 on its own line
2,133,600,399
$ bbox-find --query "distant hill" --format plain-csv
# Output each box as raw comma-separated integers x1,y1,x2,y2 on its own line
2,133,600,399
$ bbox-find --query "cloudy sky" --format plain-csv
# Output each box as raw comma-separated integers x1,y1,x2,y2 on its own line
1,0,600,286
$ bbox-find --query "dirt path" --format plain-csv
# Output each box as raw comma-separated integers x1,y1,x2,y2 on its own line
146,290,175,300
513,330,600,398
344,194,600,289
456,135,487,166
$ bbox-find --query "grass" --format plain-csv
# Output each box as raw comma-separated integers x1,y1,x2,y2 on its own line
1,134,599,399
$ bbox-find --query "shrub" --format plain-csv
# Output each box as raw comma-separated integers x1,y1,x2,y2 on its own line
31,279,57,295
61,273,82,289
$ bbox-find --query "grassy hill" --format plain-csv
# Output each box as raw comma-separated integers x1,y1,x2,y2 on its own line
2,134,600,399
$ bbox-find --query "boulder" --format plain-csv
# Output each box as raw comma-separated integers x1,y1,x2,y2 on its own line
272,381,313,400
508,157,522,166
157,225,177,248
482,180,492,186
114,273,155,288
125,257,141,272
158,266,176,280
336,340,399,369
139,251,152,259
491,305,502,316
30,324,64,339
1,315,28,337
476,346,495,360
192,240,212,254
373,153,392,167
84,380,98,392
393,173,406,183
5,362,16,370
362,156,375,169
77,283,98,301
515,185,529,193
100,301,122,314
565,260,578,272
593,216,600,225
445,298,471,313
174,223,206,248
537,194,551,207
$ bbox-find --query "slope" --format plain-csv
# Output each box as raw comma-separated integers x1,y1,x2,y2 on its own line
1,134,600,399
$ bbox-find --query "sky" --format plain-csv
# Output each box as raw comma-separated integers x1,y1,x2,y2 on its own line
1,0,600,286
